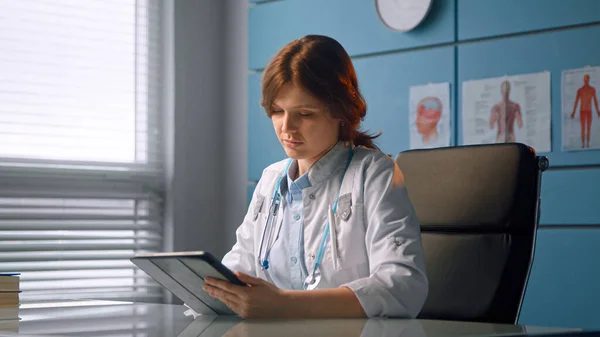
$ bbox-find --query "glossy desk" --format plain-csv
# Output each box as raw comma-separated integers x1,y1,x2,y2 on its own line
0,300,586,337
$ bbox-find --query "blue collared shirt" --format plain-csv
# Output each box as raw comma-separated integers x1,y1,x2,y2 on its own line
266,161,311,290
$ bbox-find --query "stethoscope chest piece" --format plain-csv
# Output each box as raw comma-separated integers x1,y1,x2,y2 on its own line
303,272,321,291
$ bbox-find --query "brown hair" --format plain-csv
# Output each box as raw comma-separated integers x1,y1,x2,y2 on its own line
260,35,381,149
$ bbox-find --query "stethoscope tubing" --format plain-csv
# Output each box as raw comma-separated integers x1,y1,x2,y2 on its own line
258,146,354,290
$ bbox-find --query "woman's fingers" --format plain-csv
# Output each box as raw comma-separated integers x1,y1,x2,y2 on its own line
235,272,264,286
204,284,250,318
204,277,237,292
206,285,240,303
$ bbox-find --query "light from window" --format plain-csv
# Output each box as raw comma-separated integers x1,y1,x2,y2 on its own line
0,0,140,163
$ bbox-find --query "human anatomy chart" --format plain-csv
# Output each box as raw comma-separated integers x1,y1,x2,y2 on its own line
461,72,551,153
408,82,451,149
562,66,600,151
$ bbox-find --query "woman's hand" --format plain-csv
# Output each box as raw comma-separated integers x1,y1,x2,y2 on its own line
204,272,365,319
203,272,289,319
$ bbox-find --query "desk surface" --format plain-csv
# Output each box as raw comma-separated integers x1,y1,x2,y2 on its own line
0,300,587,337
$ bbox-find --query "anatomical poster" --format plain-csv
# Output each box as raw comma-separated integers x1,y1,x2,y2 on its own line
462,72,551,153
409,82,451,149
562,66,600,151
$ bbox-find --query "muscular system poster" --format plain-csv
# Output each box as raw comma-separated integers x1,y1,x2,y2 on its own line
562,66,600,151
461,71,551,153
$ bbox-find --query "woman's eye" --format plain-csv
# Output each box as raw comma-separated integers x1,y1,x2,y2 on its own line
271,109,283,114
299,112,313,117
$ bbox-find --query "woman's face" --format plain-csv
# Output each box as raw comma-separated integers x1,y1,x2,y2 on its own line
270,82,340,164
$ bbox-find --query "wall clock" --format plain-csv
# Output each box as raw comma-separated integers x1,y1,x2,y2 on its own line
375,0,433,32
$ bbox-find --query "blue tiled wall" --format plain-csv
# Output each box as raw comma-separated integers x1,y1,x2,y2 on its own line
247,0,600,329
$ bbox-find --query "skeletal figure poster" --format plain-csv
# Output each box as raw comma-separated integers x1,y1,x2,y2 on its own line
462,72,551,153
562,66,600,151
409,82,451,149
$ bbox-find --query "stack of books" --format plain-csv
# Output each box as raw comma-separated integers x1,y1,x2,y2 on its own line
0,273,20,333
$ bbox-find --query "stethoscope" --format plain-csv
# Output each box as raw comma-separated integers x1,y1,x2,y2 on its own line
257,145,354,290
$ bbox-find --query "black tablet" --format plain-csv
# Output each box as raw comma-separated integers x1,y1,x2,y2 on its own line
131,251,246,316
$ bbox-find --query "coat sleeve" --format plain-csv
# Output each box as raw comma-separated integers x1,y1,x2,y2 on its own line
341,154,429,318
221,178,264,277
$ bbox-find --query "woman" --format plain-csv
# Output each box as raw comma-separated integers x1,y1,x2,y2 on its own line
203,35,428,319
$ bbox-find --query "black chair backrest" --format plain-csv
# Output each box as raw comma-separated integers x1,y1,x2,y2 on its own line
395,143,547,324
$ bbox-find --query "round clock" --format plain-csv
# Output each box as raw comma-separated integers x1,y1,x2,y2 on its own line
375,0,433,32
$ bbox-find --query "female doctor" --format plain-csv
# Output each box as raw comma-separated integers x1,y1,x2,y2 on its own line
203,35,428,319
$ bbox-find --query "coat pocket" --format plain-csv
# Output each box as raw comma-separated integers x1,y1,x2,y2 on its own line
332,194,368,274
252,194,266,221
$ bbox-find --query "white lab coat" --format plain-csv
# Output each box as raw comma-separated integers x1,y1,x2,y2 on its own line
222,142,428,318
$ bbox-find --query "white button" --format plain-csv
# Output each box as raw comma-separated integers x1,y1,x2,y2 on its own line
291,257,297,264
293,213,300,221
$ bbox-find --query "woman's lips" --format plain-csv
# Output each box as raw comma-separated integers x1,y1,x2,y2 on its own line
283,139,303,148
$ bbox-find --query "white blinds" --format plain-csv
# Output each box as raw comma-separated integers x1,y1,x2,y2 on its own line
0,0,165,303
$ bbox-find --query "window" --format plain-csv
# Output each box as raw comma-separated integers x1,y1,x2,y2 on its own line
0,0,165,303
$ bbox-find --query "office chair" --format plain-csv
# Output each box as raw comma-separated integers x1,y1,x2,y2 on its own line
395,143,548,324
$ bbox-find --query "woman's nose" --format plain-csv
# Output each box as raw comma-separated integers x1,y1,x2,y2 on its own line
281,112,297,132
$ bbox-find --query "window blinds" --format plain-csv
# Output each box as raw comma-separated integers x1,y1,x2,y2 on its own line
0,0,165,303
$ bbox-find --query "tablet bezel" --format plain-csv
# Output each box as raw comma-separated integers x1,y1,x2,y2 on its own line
131,251,245,316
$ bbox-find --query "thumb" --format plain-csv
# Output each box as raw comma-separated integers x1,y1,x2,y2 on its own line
235,271,264,286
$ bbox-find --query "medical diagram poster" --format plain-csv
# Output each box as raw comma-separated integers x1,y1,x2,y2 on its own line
562,66,600,151
409,82,451,149
461,72,551,153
